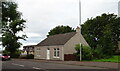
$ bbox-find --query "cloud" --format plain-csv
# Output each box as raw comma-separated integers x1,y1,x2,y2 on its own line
15,0,119,47
26,33,41,38
81,0,118,23
17,31,42,38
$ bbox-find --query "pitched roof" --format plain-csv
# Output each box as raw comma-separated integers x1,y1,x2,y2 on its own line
37,32,76,46
23,45,35,48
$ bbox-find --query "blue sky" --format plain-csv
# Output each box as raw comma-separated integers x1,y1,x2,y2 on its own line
1,0,119,50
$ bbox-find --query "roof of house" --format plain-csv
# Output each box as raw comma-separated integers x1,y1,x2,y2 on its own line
37,32,77,46
23,45,36,48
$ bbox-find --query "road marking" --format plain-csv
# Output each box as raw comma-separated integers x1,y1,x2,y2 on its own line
33,67,41,70
19,65,24,67
12,63,24,67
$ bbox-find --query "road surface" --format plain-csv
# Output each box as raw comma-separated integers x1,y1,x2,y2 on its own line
2,59,111,71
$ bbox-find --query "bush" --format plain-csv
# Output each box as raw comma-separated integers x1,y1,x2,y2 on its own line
3,50,22,58
26,54,34,59
74,44,93,61
19,54,34,59
10,51,21,58
82,45,93,60
19,55,27,59
92,47,104,59
92,45,112,59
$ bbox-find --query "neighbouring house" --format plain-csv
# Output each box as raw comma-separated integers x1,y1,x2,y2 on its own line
34,27,89,61
23,45,35,55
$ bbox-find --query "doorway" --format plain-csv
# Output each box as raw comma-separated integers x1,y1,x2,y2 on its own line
47,48,50,60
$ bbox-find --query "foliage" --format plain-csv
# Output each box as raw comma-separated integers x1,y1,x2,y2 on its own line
92,47,108,59
92,55,120,63
11,50,21,58
3,50,10,54
19,55,27,59
47,25,75,37
19,54,34,59
2,1,27,57
3,49,21,58
81,13,120,58
74,44,93,60
27,54,34,59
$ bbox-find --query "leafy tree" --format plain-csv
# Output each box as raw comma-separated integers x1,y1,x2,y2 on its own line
47,25,75,37
81,13,120,57
2,1,27,57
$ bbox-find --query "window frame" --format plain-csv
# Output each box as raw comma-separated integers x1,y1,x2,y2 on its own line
36,48,41,57
53,48,60,58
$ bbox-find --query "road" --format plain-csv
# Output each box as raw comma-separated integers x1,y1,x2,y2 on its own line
1,59,110,71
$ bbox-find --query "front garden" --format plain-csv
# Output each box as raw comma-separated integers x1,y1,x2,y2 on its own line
91,55,120,63
74,44,120,63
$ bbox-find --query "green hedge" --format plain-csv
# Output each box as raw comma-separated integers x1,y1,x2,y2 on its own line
27,54,34,59
19,54,34,59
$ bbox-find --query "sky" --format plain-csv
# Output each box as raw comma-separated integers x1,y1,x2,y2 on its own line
119,1,120,16
1,0,119,50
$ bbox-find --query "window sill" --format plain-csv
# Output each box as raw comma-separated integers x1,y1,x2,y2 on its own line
53,56,60,58
36,55,41,57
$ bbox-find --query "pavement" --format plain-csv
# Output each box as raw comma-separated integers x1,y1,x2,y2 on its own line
14,59,120,69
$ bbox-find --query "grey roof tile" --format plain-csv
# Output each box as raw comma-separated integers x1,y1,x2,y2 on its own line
37,32,76,46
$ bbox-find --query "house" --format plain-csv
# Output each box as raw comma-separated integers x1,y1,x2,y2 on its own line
23,45,35,55
34,27,89,61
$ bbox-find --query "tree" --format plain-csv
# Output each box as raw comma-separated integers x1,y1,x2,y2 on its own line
81,13,120,57
47,25,75,37
2,1,27,57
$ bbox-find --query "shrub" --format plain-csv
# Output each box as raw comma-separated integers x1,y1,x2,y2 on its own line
74,44,93,61
10,51,21,58
26,54,34,59
19,55,27,59
92,45,112,59
82,45,93,60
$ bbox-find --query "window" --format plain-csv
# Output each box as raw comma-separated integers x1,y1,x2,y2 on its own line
54,48,60,58
36,48,40,57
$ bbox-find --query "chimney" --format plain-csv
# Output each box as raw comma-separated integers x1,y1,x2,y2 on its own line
76,26,81,33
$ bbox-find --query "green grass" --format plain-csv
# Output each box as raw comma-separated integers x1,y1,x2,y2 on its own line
91,55,120,63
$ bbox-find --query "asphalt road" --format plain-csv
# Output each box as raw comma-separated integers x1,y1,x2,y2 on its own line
1,59,110,71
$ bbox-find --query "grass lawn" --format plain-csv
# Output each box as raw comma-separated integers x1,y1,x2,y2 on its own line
91,55,120,63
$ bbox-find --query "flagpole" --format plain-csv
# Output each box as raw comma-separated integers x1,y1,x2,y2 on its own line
79,0,82,61
79,0,81,27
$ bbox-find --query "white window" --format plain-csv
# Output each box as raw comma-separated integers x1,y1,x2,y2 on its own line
36,48,41,57
54,48,60,58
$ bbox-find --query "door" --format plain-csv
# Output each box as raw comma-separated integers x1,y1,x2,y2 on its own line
47,48,50,60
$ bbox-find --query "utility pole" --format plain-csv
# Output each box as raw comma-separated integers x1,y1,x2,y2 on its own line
79,0,82,61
